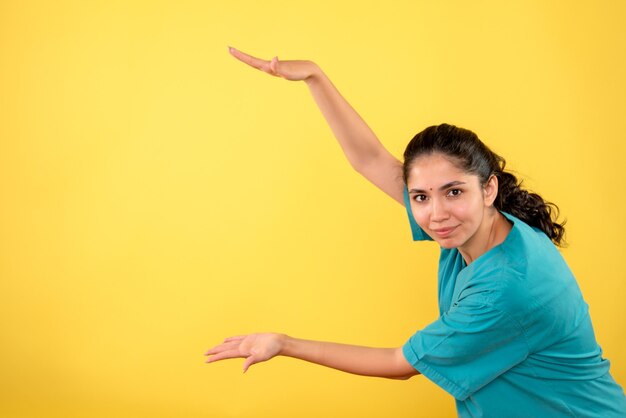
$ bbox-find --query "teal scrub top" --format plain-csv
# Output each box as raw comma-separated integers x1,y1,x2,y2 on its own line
401,187,626,417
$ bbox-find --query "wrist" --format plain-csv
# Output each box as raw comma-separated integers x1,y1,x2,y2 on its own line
277,333,292,356
304,62,324,85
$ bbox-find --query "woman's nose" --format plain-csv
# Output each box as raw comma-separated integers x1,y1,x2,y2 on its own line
430,198,449,222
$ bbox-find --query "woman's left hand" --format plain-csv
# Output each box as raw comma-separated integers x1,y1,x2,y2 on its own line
205,333,284,373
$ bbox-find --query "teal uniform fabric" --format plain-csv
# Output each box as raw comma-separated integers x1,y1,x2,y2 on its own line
401,187,626,417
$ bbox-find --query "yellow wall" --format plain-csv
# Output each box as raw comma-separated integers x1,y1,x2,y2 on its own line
1,1,625,417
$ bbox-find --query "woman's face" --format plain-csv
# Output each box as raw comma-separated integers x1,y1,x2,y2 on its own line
406,153,496,251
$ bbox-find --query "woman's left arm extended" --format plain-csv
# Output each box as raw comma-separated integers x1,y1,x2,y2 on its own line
205,333,420,379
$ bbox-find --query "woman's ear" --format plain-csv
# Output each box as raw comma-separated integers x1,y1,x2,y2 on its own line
483,175,499,207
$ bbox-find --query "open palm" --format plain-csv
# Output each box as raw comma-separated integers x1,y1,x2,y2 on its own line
205,333,284,372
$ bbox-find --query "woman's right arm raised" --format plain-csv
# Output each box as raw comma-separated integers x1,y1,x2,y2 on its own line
229,47,405,205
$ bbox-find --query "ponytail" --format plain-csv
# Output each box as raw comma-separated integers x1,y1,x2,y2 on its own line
494,166,566,246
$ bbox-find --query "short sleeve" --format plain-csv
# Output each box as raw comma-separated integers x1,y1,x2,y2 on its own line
402,294,529,400
403,185,432,241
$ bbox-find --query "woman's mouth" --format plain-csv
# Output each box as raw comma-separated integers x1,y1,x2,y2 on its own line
431,226,457,238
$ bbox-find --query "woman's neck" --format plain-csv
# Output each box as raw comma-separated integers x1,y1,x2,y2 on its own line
459,210,512,265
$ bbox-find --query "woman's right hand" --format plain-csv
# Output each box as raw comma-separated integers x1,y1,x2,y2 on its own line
228,47,320,82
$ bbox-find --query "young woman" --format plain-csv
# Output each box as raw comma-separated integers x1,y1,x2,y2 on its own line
205,48,626,417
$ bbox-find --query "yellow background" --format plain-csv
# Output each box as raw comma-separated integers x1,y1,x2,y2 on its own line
1,1,625,417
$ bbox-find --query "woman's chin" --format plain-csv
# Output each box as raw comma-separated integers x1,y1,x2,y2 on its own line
431,236,459,249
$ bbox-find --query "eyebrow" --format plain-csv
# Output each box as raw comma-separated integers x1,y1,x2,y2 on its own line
409,181,467,194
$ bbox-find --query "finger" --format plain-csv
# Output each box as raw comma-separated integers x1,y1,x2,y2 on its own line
229,47,271,72
223,335,246,343
269,56,279,75
242,354,258,373
205,349,243,363
204,340,240,356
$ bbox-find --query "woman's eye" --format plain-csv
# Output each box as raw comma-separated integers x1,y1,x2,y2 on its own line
447,189,462,197
413,194,427,202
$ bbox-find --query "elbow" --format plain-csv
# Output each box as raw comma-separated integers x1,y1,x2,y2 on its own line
388,370,420,380
347,149,384,175
389,347,420,380
349,157,369,175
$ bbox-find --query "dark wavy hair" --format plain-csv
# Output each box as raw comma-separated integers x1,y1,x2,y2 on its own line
402,124,566,246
